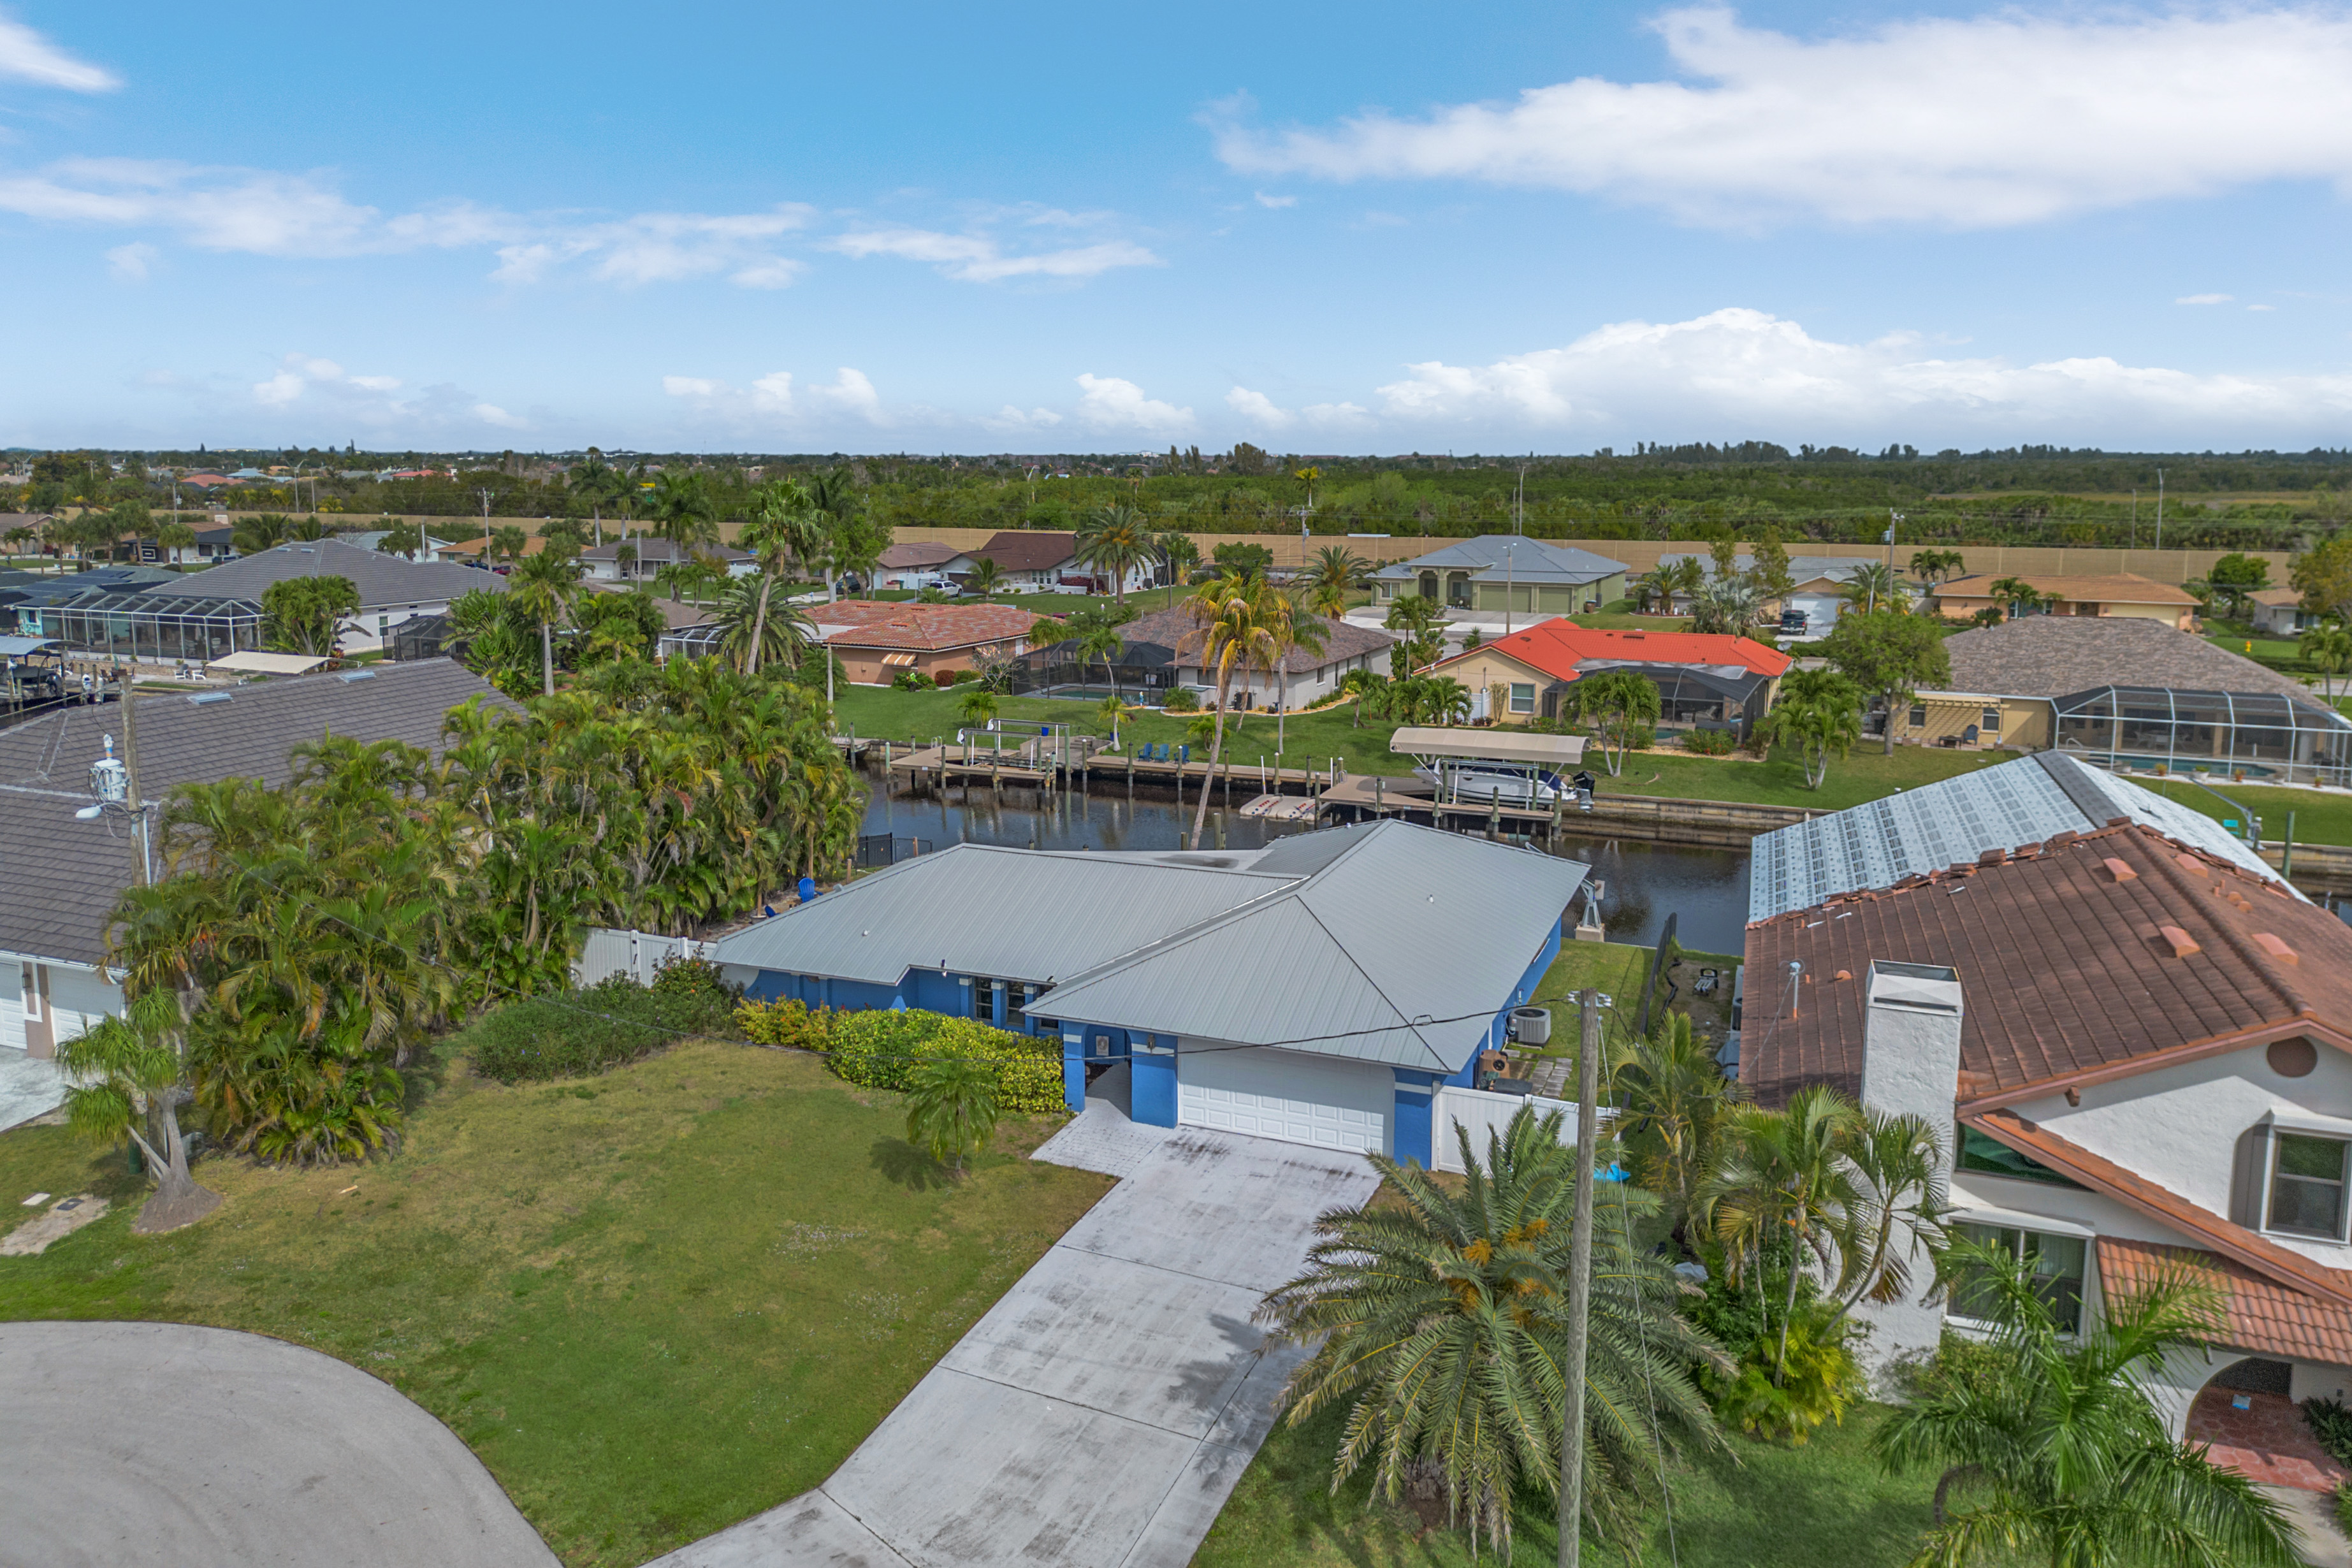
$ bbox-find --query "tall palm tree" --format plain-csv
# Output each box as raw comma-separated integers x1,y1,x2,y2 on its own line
157,516,198,568
1259,1106,1727,1557
2300,621,2352,701
1701,1084,1864,1384
711,575,813,675
1156,530,1201,605
642,470,719,556
1302,544,1370,618
739,479,822,676
1270,593,1328,755
1611,1012,1736,1241
1075,503,1151,605
966,556,1006,598
1873,1238,2299,1568
57,987,222,1232
506,549,583,697
1842,562,1908,615
1336,665,1388,727
1182,572,1280,845
568,449,629,546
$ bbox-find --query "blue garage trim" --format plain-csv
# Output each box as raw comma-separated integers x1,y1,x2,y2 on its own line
1392,1083,1435,1168
1061,1027,1087,1113
1130,1034,1177,1128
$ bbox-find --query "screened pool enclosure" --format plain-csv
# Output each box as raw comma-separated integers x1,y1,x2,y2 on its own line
2054,684,2352,787
20,589,266,664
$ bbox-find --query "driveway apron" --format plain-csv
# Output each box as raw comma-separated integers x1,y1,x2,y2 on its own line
651,1124,1379,1568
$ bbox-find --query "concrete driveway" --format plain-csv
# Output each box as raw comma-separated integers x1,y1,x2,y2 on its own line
0,1320,556,1568
654,1125,1381,1568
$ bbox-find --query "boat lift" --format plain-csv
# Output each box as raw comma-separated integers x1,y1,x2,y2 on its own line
0,635,71,718
1392,725,1589,807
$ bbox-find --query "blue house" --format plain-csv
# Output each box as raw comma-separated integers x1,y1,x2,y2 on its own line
708,820,1586,1166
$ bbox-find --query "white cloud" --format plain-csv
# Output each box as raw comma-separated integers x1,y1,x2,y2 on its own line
105,240,155,281
242,353,518,434
0,12,115,91
1212,6,2352,227
473,403,526,430
832,226,1161,282
2177,293,2235,305
2250,303,2278,311
1076,374,1194,435
1363,305,2352,443
1252,191,1297,208
1224,386,1376,432
1224,386,1295,429
661,367,888,426
981,405,1065,433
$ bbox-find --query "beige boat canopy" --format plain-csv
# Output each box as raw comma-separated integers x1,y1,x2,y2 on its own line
1390,726,1587,766
207,650,330,677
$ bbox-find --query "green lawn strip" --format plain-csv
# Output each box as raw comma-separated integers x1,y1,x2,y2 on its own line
1195,1397,1946,1568
0,1041,1110,1568
2118,774,2352,849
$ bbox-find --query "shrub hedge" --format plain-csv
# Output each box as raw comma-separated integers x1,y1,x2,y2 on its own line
462,974,737,1084
734,998,1064,1114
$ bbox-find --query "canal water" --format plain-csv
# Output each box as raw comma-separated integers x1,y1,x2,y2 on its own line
857,771,1753,955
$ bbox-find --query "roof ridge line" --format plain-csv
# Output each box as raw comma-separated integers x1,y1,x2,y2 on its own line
1289,894,1446,1067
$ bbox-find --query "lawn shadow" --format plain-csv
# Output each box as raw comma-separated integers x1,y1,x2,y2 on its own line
868,1136,951,1191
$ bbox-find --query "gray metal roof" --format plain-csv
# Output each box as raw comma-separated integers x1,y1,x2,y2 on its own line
1036,820,1588,1072
0,659,508,968
708,844,1296,987
1746,750,2296,923
1371,535,1625,586
0,635,60,655
155,539,505,609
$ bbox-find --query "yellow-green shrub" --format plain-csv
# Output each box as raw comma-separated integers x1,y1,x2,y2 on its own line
828,1008,1064,1114
734,996,835,1050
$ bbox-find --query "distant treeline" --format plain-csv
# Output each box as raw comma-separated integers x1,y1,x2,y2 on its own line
11,443,2352,551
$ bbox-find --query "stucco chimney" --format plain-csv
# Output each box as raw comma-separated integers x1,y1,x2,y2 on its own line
1855,959,1965,1396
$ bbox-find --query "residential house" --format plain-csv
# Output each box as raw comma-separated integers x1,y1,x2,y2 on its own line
943,530,1152,595
429,534,552,567
2248,588,2317,637
1654,552,1886,634
875,541,962,592
1022,604,1393,708
1900,617,2352,784
1933,572,2199,631
809,600,1041,684
1369,536,1626,618
710,820,1585,1164
0,660,505,1058
1431,621,1790,737
1741,813,2352,1478
576,539,756,583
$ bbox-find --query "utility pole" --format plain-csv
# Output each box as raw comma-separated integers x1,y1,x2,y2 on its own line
1515,464,1527,535
2155,468,2165,552
1504,541,1517,638
477,487,496,562
1558,987,1601,1568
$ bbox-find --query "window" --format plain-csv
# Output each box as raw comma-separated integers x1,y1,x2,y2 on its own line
1508,682,1535,715
1951,1223,2086,1333
1981,708,2002,732
1957,1127,2080,1187
2269,1133,2349,1239
1908,704,1927,727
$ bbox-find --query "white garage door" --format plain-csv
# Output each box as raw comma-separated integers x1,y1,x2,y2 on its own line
1789,593,1843,632
1177,1047,1390,1154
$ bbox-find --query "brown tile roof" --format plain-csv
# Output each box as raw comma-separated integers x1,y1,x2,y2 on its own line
1936,615,2330,708
2249,588,2304,608
1939,572,2196,606
2098,1237,2352,1362
1110,605,1395,668
964,531,1078,572
878,542,961,570
813,601,1040,652
1740,820,2352,1107
1968,1108,2352,1309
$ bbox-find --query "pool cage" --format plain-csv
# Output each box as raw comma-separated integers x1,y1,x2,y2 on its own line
2053,684,2352,787
1001,634,1183,701
38,590,266,664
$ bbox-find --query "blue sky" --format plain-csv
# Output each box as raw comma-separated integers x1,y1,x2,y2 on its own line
4,1,2351,453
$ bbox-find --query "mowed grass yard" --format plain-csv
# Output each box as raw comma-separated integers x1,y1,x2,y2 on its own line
1199,1369,1950,1568
0,1040,1111,1568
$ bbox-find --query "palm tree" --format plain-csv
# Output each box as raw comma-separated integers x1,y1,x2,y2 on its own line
1873,1238,2299,1568
711,575,813,674
1569,667,1662,776
1987,576,2048,619
2301,621,2352,701
1156,530,1201,605
642,470,719,556
488,523,529,567
1074,616,1124,698
568,449,630,546
1842,562,1908,615
157,516,198,568
1336,665,1387,727
1611,1012,1736,1240
506,549,583,697
232,512,293,555
1183,572,1281,845
1302,544,1370,618
1702,1084,1864,1384
1075,503,1151,605
1096,693,1135,750
966,556,1006,599
1908,548,1966,589
1259,1106,1727,1557
904,1054,1001,1176
1664,556,1706,615
376,521,428,561
3,525,33,557
1755,668,1866,788
1690,572,1762,635
957,686,999,730
1270,593,1328,755
57,987,222,1233
739,479,823,676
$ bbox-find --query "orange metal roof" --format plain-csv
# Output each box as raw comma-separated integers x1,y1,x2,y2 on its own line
1440,620,1791,683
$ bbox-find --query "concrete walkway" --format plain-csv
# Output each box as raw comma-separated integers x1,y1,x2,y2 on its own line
0,1319,557,1567
652,1114,1379,1568
0,1049,68,1132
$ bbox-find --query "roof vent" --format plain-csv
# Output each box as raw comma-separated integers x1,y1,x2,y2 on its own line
2175,854,2207,875
2156,924,2202,959
2254,933,2300,966
337,669,377,683
2101,857,2137,883
186,692,231,706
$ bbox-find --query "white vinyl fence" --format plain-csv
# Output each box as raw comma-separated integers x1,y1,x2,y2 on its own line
1430,1085,1592,1173
574,927,717,989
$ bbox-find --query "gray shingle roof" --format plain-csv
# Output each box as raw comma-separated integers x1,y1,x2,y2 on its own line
1746,750,2294,924
1940,616,2327,709
0,660,507,968
1371,535,1625,585
156,539,505,609
1104,606,1393,670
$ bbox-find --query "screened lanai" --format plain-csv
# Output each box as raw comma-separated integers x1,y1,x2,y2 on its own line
38,589,266,664
2053,684,2352,787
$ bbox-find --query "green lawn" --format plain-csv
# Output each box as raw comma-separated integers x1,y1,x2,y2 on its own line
1197,1395,1950,1568
0,1041,1109,1568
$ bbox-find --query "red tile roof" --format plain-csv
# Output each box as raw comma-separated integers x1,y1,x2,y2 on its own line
812,600,1041,652
1741,821,2352,1108
2099,1236,2352,1363
1441,621,1790,684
